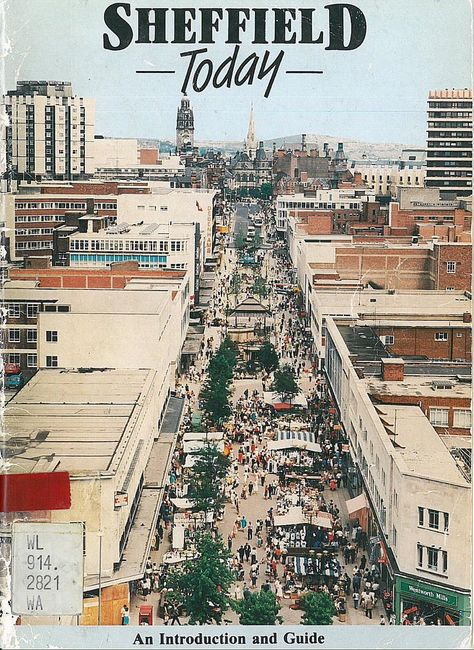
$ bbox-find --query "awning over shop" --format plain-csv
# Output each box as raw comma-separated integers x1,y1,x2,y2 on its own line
182,432,224,442
172,523,186,550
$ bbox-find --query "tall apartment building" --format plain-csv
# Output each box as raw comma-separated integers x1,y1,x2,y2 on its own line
426,89,472,197
4,81,95,181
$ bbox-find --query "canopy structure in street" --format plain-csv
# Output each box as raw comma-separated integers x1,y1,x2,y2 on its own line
267,429,321,454
183,438,225,455
182,432,224,442
273,506,308,527
346,493,369,531
263,391,308,410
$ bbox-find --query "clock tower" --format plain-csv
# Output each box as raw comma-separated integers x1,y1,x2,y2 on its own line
176,93,195,151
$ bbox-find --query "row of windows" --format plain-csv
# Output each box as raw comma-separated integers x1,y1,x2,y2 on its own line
427,150,472,157
16,215,66,223
16,228,55,236
427,131,472,139
427,141,472,148
6,328,37,342
136,205,168,211
427,121,472,128
418,507,449,532
95,203,117,210
428,111,472,118
5,352,37,367
70,239,187,253
16,202,87,209
430,408,471,428
428,101,472,109
16,241,53,250
7,303,40,318
69,253,169,268
279,201,362,210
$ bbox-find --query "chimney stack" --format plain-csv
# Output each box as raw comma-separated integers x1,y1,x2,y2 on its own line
301,134,307,152
381,358,405,381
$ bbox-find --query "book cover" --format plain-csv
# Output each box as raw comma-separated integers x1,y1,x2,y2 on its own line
0,1,472,648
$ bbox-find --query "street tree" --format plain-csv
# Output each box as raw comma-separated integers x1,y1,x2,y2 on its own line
235,230,246,251
257,340,279,373
189,442,231,514
251,273,268,300
233,590,283,625
272,364,301,402
200,376,232,425
300,592,336,625
166,532,234,624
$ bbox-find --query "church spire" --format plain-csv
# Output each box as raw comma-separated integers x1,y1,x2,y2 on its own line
245,103,258,159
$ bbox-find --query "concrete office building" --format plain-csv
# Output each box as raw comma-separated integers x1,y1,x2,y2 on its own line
4,81,95,181
426,89,472,197
324,318,471,624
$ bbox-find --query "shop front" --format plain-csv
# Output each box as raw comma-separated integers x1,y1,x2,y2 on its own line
395,575,471,626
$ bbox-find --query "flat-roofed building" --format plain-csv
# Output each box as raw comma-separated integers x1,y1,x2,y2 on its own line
3,368,183,616
324,317,471,625
307,289,472,366
2,271,190,378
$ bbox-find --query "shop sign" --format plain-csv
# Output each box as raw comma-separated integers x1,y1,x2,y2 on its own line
399,580,458,608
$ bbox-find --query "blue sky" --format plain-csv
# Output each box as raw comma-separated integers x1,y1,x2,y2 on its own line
5,0,472,144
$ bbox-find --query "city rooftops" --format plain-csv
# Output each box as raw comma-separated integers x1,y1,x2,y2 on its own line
313,289,471,320
3,281,171,314
374,404,469,486
69,221,195,239
364,373,471,400
3,369,156,477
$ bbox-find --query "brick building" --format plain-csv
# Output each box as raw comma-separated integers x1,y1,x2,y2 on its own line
8,181,150,261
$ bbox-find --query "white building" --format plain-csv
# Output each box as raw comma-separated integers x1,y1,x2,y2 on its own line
89,137,139,169
116,187,218,261
94,155,185,182
324,318,471,624
3,367,180,609
3,81,95,180
353,165,426,197
68,220,201,298
2,275,190,375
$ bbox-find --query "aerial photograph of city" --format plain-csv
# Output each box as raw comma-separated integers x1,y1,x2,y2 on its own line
0,1,472,648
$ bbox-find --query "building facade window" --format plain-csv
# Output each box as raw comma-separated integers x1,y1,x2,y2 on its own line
435,332,448,341
46,355,58,368
27,329,37,342
453,409,472,428
27,354,37,368
429,408,449,426
446,261,457,273
8,353,21,364
418,507,449,532
27,303,40,318
8,303,21,318
417,544,448,574
46,330,58,342
8,329,21,343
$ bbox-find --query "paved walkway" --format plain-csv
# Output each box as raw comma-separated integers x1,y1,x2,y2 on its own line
130,205,384,625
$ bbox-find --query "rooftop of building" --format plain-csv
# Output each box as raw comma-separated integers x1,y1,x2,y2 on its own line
334,323,472,376
69,221,195,239
3,281,171,313
312,289,471,319
3,368,156,476
374,405,469,486
9,263,186,281
364,372,472,400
